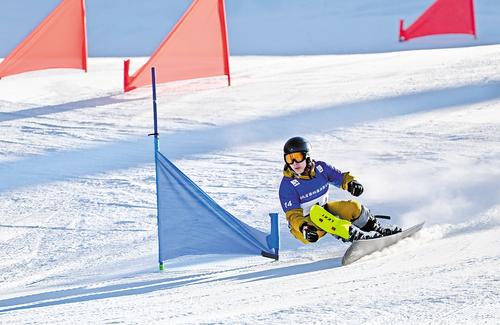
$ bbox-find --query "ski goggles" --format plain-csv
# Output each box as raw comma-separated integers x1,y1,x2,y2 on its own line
284,152,307,164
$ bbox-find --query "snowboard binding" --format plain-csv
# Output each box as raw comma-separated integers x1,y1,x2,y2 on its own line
361,214,402,237
345,226,381,242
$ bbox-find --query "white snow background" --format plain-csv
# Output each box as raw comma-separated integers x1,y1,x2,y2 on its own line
1,0,500,324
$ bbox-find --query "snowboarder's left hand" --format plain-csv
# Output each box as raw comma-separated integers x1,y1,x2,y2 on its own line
348,180,364,196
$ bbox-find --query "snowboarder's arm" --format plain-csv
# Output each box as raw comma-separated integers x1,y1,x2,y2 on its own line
280,180,316,244
341,172,363,196
318,161,354,188
340,172,356,191
340,171,355,190
285,208,319,244
319,161,363,196
285,208,307,233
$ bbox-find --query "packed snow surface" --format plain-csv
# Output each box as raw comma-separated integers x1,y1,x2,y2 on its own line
1,1,500,324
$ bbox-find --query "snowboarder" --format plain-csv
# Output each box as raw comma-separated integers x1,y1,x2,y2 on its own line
279,136,402,244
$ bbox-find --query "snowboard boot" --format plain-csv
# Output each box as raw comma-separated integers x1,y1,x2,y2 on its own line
345,225,381,242
361,215,402,236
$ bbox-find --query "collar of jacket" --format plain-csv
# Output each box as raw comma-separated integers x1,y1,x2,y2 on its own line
283,160,316,179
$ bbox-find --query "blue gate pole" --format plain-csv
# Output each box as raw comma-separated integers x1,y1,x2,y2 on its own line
150,67,164,271
269,213,280,259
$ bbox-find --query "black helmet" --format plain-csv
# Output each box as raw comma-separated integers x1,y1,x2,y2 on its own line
283,137,312,155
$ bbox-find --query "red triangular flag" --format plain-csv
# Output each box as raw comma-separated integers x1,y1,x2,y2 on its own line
400,0,476,41
0,0,87,79
124,0,230,92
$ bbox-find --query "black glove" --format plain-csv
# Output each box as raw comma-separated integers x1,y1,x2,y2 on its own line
300,223,319,242
347,180,364,197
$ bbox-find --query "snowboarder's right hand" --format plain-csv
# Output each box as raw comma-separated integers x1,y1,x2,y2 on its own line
300,223,319,242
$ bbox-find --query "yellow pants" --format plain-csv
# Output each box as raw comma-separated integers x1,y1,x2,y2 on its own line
290,200,362,244
324,200,362,222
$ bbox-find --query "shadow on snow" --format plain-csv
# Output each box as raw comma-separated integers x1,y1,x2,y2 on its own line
0,94,139,123
0,257,341,313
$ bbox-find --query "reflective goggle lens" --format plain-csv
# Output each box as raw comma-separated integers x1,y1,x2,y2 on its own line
285,152,306,164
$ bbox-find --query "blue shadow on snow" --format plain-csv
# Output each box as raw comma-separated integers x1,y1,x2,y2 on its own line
0,257,340,313
0,94,140,123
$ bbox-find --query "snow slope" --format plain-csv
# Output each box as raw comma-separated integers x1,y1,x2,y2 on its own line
1,46,500,324
1,1,500,324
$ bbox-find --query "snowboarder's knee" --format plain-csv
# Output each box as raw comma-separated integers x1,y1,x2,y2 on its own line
324,200,362,221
